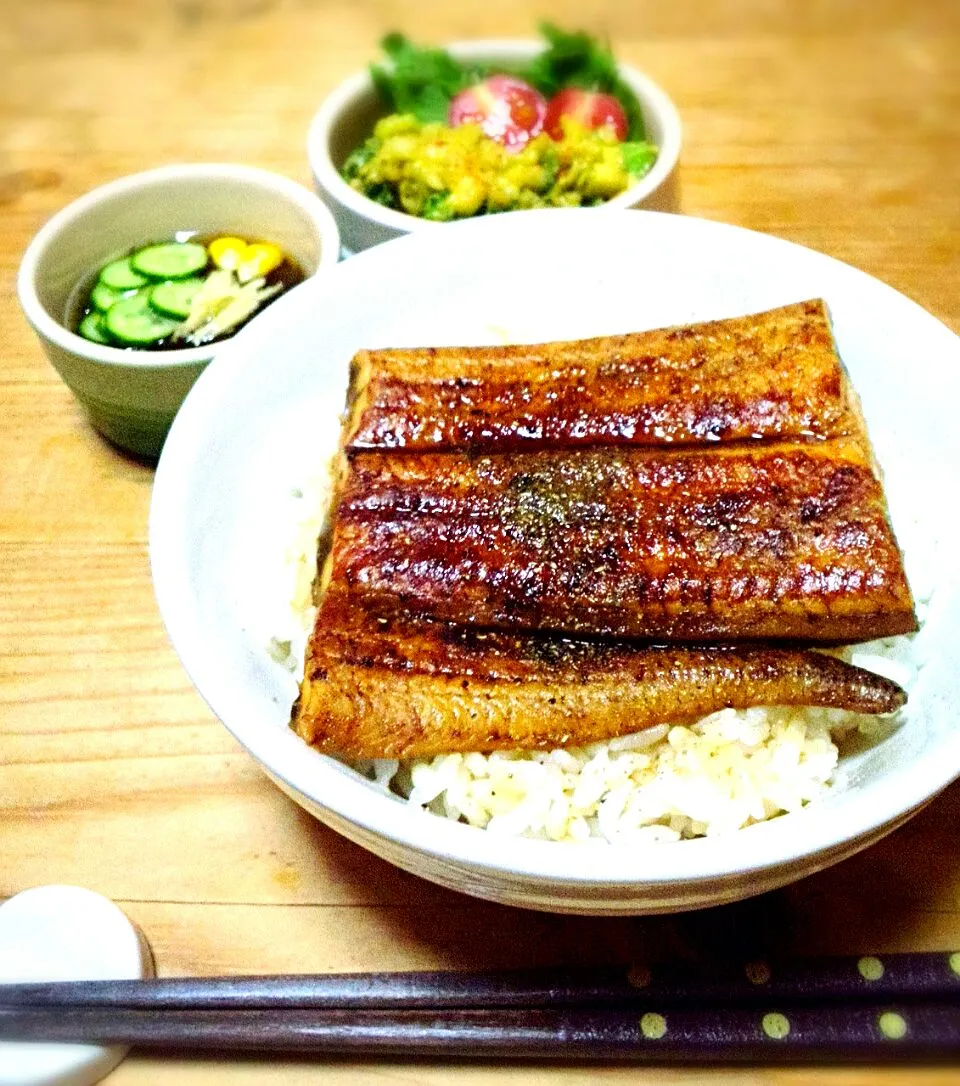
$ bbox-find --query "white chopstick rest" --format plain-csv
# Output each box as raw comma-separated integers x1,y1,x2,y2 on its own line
0,885,153,1086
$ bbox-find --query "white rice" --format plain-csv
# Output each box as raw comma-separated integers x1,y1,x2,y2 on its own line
272,469,927,844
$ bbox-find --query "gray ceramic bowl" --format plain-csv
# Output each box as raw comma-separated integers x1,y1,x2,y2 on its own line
308,39,682,255
18,163,341,458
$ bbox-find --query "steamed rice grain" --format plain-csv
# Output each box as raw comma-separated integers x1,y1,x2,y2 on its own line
387,707,841,842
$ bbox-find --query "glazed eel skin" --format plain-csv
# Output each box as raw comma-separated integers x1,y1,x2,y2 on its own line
344,299,861,453
292,299,916,757
292,598,906,760
321,439,917,644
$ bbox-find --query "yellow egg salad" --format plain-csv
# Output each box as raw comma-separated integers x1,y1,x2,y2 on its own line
342,113,658,221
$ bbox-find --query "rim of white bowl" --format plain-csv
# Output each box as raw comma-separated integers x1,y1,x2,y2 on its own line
307,39,683,235
151,208,960,892
17,162,341,370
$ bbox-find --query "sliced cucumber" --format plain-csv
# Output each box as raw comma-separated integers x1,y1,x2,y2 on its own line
78,311,111,345
131,242,207,280
104,292,179,346
99,256,149,291
90,281,136,312
149,277,204,320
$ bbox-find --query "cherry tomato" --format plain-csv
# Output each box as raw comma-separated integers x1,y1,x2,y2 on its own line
543,88,629,141
448,75,547,151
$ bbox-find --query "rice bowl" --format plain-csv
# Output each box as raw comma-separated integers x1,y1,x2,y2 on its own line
150,210,960,913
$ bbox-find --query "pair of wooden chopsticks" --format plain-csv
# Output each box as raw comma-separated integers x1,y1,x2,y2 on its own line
2,954,959,1061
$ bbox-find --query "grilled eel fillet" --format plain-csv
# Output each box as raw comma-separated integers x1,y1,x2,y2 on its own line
292,299,916,756
320,439,917,644
293,598,906,759
344,299,862,453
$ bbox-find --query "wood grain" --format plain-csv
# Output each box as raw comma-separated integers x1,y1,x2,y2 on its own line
2,0,959,1081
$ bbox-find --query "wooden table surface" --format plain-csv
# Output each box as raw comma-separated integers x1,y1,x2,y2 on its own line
3,1,959,1082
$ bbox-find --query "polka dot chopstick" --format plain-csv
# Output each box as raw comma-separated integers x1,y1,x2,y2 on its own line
2,953,959,1061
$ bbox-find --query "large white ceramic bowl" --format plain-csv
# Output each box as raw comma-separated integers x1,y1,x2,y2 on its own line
308,40,682,255
150,210,960,914
18,164,340,458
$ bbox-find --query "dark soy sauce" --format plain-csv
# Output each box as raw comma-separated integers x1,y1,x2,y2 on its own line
67,232,306,351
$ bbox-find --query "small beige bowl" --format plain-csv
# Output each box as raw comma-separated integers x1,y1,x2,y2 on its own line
308,39,682,255
18,163,341,458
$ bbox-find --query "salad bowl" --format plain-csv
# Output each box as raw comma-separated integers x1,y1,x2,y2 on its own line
308,36,682,254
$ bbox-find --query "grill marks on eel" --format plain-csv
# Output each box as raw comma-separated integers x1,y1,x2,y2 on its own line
293,299,916,758
294,602,906,760
328,441,916,643
346,299,858,453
